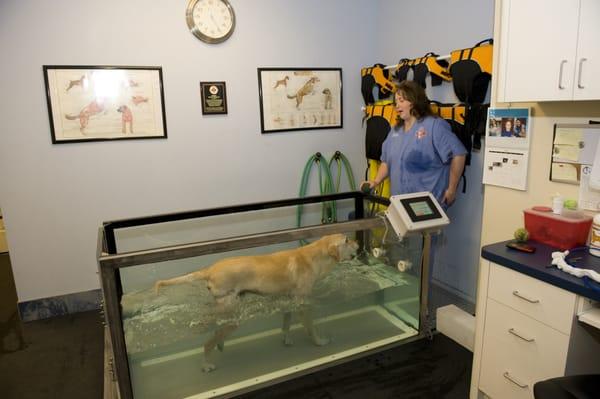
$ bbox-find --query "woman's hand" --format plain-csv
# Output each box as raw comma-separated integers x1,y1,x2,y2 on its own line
360,180,378,191
443,187,457,206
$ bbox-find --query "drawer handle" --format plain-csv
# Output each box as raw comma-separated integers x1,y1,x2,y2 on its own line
512,290,540,304
503,372,529,389
508,328,535,342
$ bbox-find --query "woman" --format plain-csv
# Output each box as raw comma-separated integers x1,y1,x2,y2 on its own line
365,81,467,209
501,118,514,137
513,118,526,138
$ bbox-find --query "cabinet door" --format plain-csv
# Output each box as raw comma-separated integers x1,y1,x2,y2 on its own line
499,0,579,102
573,0,600,100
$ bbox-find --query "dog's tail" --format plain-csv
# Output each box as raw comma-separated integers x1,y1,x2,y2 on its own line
286,94,297,99
64,114,79,120
154,267,210,295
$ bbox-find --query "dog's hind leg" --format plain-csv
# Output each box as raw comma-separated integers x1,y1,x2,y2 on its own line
300,306,330,346
202,323,238,372
281,312,294,346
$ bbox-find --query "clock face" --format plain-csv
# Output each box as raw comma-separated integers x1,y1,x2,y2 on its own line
186,0,235,44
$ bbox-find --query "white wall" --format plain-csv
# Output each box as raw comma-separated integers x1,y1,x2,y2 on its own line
0,0,378,302
374,0,495,302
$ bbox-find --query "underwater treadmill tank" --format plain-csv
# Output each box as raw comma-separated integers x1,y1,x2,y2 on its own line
97,193,426,399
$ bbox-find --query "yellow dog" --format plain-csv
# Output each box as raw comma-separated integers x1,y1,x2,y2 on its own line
154,233,358,371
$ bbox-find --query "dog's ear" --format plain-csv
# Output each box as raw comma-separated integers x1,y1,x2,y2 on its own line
328,242,340,261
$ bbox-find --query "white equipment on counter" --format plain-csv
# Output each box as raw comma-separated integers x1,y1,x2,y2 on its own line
551,250,600,284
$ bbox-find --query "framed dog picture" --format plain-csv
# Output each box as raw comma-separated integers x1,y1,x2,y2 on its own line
43,65,167,144
257,68,343,133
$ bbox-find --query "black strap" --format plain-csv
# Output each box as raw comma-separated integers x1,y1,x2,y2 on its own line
473,38,493,47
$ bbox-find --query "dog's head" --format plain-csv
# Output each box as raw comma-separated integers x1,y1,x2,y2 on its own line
326,234,359,261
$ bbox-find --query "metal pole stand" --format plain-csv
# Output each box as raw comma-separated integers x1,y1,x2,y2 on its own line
419,231,433,340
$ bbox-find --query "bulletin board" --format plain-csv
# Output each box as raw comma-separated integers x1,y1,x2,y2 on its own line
550,123,600,185
551,123,600,211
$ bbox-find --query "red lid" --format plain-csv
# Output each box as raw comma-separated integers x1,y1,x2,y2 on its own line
532,206,552,212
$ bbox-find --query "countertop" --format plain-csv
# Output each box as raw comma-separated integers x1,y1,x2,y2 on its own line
482,240,600,302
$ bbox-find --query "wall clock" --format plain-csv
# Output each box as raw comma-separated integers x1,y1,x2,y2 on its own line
186,0,235,44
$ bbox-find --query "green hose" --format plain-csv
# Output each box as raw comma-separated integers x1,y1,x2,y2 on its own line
296,153,336,232
297,151,357,237
329,151,357,192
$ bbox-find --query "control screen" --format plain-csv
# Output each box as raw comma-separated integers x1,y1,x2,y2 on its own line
409,201,433,216
400,196,442,222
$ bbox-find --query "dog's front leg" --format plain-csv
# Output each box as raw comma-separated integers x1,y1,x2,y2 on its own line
202,323,238,372
300,306,330,346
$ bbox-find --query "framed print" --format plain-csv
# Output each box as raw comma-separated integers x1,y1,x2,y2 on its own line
200,81,228,115
43,65,167,144
257,68,342,133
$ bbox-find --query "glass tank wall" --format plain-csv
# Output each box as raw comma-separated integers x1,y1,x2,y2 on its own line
98,193,425,399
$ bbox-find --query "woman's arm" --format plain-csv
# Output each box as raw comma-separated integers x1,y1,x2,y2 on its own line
443,155,466,206
364,162,389,189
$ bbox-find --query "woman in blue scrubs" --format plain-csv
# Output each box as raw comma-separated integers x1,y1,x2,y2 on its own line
365,81,467,209
363,81,468,322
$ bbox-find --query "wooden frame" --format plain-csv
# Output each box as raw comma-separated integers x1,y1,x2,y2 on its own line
43,65,167,143
257,68,342,133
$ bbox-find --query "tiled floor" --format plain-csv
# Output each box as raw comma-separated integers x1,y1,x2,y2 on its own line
0,310,104,399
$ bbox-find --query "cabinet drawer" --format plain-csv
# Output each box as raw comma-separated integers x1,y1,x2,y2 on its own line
479,299,569,399
488,263,576,334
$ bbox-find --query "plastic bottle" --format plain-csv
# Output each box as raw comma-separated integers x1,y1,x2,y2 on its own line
589,213,600,257
552,194,564,215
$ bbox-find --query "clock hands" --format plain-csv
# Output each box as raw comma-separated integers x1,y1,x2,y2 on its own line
209,12,221,33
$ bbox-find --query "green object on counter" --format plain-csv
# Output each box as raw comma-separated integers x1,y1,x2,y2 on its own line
564,199,578,210
514,227,530,243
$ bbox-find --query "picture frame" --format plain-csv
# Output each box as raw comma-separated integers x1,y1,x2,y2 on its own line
257,68,342,133
200,81,228,115
43,65,167,144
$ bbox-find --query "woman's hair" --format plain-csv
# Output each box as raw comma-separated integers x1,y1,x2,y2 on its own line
394,80,433,127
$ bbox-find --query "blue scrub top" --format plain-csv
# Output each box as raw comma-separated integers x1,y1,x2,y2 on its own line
381,116,467,207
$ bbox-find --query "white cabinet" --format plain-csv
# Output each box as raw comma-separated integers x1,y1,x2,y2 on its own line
471,262,577,399
498,0,600,102
573,0,600,100
479,299,570,399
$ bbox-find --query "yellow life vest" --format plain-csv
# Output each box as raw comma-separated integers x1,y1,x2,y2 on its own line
361,64,397,105
449,39,493,103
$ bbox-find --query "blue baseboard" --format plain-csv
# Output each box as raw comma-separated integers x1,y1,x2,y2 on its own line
18,289,102,322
